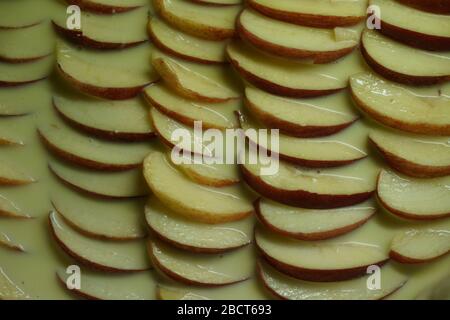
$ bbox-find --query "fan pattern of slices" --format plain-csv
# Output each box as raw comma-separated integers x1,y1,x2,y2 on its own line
0,0,449,300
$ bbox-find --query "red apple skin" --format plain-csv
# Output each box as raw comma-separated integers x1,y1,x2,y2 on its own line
0,53,51,64
396,0,450,14
52,22,145,50
370,138,450,178
0,77,46,87
53,100,157,142
56,274,101,300
65,0,142,14
254,199,374,241
57,64,151,100
244,98,358,138
236,17,356,63
240,165,374,209
378,20,450,51
147,244,249,287
189,0,238,6
256,242,389,282
389,249,450,264
228,52,344,98
247,0,364,28
360,42,450,86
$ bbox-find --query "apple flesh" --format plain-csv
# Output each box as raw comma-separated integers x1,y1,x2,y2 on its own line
255,198,376,240
0,195,31,219
0,231,25,252
65,0,147,14
49,211,151,272
145,196,251,253
377,170,450,220
0,159,35,186
0,55,52,87
0,267,31,299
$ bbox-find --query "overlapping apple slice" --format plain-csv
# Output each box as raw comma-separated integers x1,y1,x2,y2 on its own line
66,0,148,14
53,95,155,141
148,240,252,286
350,72,450,135
0,195,31,219
397,0,450,14
377,170,450,220
244,87,358,138
52,5,148,49
143,151,254,223
227,41,365,98
145,196,251,253
0,81,47,116
57,40,158,100
152,49,241,102
0,159,34,185
237,9,360,63
191,0,241,5
0,23,53,63
241,150,376,209
0,232,25,252
248,0,367,28
361,30,450,85
0,55,52,87
38,118,157,171
0,118,24,146
52,184,147,240
49,160,148,198
0,267,31,300
390,228,450,264
238,111,367,167
153,0,241,40
144,84,239,130
49,211,150,272
56,268,156,300
258,260,406,300
255,226,389,282
369,129,450,178
255,198,376,240
371,0,450,51
148,18,228,64
0,0,44,29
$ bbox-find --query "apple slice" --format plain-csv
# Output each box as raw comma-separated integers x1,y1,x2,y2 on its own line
56,267,156,300
371,0,450,51
39,119,157,171
51,184,147,240
49,211,150,272
143,151,254,223
0,159,35,185
237,9,359,63
238,111,367,167
241,150,376,209
245,87,358,138
369,129,450,178
0,195,31,219
148,240,252,286
390,228,450,264
152,48,241,103
144,84,239,130
396,0,450,14
350,72,450,135
0,23,53,63
0,232,25,252
49,160,148,198
258,260,406,300
191,0,241,5
145,196,251,253
0,118,24,146
227,41,365,98
255,226,389,282
248,0,367,28
57,40,158,100
153,0,241,40
0,81,48,116
65,0,147,14
361,29,450,85
0,55,52,87
148,18,228,64
52,5,148,50
255,198,376,240
0,0,44,29
0,267,31,300
53,95,155,141
377,170,450,220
